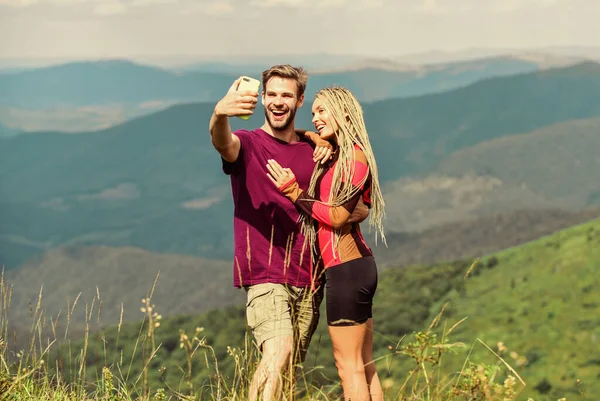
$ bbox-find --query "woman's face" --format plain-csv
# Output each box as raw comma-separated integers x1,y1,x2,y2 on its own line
311,98,338,141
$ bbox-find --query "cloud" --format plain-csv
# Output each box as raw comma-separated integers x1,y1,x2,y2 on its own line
0,0,595,61
0,0,38,7
407,0,565,15
248,0,377,10
181,196,223,210
78,183,140,201
0,0,130,16
486,0,564,13
250,0,305,7
177,0,235,15
0,0,90,6
93,0,127,15
414,0,447,14
0,0,176,15
131,0,176,5
40,197,70,212
202,1,234,15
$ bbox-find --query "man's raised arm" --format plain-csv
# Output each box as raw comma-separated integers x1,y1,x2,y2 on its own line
209,78,258,163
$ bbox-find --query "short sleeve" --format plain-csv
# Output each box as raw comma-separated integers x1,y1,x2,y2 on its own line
222,130,253,176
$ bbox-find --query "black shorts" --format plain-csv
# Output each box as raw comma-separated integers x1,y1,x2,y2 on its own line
325,256,378,326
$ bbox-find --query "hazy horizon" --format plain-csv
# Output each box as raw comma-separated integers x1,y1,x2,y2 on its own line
1,45,599,71
1,0,598,68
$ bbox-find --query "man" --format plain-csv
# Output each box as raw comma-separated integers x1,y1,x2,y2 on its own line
209,65,366,401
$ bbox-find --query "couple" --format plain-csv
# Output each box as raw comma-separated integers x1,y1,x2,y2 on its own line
208,64,386,401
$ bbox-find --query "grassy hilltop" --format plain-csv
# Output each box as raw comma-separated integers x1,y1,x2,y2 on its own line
2,218,598,400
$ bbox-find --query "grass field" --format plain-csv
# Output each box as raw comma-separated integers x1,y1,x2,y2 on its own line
1,218,598,400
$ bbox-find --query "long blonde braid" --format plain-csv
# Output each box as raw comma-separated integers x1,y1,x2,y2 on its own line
300,87,387,259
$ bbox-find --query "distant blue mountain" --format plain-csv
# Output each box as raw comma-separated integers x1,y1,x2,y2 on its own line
0,60,236,108
0,122,19,138
0,57,545,108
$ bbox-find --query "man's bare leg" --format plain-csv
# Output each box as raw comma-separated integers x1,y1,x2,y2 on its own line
248,335,293,401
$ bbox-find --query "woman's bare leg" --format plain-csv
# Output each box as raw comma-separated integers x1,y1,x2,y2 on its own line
362,318,382,401
329,323,370,401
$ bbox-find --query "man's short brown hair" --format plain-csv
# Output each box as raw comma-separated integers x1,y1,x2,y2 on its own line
262,64,308,97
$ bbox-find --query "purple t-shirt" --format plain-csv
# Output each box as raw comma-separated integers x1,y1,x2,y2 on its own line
222,128,317,288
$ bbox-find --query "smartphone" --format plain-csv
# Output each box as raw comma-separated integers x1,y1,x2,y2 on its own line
236,76,261,120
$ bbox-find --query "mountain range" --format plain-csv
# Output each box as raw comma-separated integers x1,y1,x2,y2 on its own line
1,53,591,133
2,62,600,270
436,117,600,206
0,56,563,109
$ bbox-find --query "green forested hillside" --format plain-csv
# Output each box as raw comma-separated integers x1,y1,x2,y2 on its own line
6,207,598,338
438,219,600,400
3,246,243,329
435,117,600,207
376,207,600,268
0,102,237,267
39,219,600,400
380,115,600,232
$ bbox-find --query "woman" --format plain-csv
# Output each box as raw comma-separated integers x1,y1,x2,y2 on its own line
266,87,386,401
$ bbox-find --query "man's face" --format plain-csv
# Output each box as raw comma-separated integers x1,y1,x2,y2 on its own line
262,77,304,131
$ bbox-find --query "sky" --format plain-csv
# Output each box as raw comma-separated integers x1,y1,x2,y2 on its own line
0,0,598,65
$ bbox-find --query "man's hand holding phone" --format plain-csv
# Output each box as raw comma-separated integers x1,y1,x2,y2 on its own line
214,77,259,119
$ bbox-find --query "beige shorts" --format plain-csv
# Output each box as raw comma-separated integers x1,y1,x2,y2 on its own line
245,282,323,363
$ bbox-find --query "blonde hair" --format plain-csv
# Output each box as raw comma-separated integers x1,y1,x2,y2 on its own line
261,64,308,97
301,87,387,258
